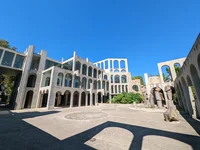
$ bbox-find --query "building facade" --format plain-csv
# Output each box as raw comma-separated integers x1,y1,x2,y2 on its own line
0,46,141,110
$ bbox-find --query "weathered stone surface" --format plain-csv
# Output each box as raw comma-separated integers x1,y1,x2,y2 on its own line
163,106,179,122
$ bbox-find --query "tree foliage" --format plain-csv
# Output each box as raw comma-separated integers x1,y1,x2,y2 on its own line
112,92,143,104
132,76,144,85
0,39,17,51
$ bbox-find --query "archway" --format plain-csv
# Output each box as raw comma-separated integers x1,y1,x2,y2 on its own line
55,91,64,107
27,75,36,87
114,60,119,68
24,91,33,108
88,93,90,106
190,64,200,103
81,92,86,106
92,93,95,105
64,90,71,107
41,92,48,108
98,92,102,103
73,91,79,107
161,65,173,82
174,63,181,76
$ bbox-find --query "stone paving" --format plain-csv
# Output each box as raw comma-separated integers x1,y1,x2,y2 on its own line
0,104,200,150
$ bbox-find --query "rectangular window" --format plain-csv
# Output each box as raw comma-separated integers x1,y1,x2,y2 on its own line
45,60,61,69
1,51,15,67
14,55,24,69
0,49,3,60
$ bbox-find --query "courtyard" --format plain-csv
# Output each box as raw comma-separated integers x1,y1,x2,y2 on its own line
0,104,200,150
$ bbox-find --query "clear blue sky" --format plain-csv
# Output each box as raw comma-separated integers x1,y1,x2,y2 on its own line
0,0,199,77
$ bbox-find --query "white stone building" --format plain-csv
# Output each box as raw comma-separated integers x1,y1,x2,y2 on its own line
0,46,141,110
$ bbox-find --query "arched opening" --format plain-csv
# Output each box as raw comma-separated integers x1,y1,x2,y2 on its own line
178,81,188,113
110,75,113,83
98,63,101,68
45,77,50,86
75,61,81,73
64,90,71,107
82,64,87,75
88,66,92,77
114,69,119,73
55,91,65,107
102,81,105,90
81,77,87,89
132,85,139,92
41,92,48,108
73,91,79,107
57,73,63,86
98,70,101,79
149,87,165,107
88,93,90,106
106,93,109,103
161,65,173,82
120,60,126,68
88,79,92,89
98,80,101,89
121,75,127,83
190,64,200,103
114,60,119,68
106,82,109,90
92,93,95,105
114,75,120,83
101,62,104,69
118,85,121,93
65,73,72,87
105,60,108,69
24,91,33,108
111,85,114,93
126,85,128,92
81,92,86,106
93,69,97,78
121,69,126,72
115,85,117,93
122,85,125,92
110,60,113,68
27,75,36,87
104,75,107,80
174,63,181,76
98,92,102,103
93,80,97,90
74,76,80,88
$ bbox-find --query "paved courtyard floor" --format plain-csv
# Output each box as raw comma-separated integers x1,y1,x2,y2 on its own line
0,104,200,150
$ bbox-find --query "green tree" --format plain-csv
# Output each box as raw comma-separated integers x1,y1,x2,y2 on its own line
132,76,144,85
3,75,15,104
112,92,143,104
0,39,17,51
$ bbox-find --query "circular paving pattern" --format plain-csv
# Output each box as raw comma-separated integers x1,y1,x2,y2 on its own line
65,112,108,120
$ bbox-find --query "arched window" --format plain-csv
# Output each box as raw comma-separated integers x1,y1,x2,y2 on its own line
27,74,37,87
93,80,97,89
45,77,50,86
120,60,125,68
121,75,127,83
132,85,139,92
88,79,92,89
82,64,87,75
88,66,92,77
104,75,108,80
65,74,72,87
74,76,80,88
98,80,101,89
93,69,97,78
111,75,113,83
114,75,120,83
174,63,181,76
81,77,87,89
102,81,105,89
57,73,63,86
106,82,109,90
75,61,81,73
161,65,173,82
114,60,119,68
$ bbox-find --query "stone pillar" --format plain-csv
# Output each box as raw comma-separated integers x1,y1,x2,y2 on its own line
158,65,164,84
169,65,177,81
70,93,73,108
34,50,47,108
188,86,197,118
56,93,61,106
79,94,81,107
154,90,162,109
183,86,193,116
15,45,34,110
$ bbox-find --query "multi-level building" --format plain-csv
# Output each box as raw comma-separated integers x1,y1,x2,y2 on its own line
0,45,142,110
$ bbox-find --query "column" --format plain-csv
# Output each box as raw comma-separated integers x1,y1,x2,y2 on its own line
103,62,106,70
118,60,121,69
78,94,81,107
108,60,111,69
158,65,164,83
169,65,177,81
70,92,73,108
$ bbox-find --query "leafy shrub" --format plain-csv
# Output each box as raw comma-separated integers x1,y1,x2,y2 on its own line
112,92,143,104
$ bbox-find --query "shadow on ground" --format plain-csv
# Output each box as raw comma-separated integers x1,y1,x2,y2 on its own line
0,110,200,150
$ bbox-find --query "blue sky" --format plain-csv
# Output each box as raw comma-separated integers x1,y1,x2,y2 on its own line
0,0,199,77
